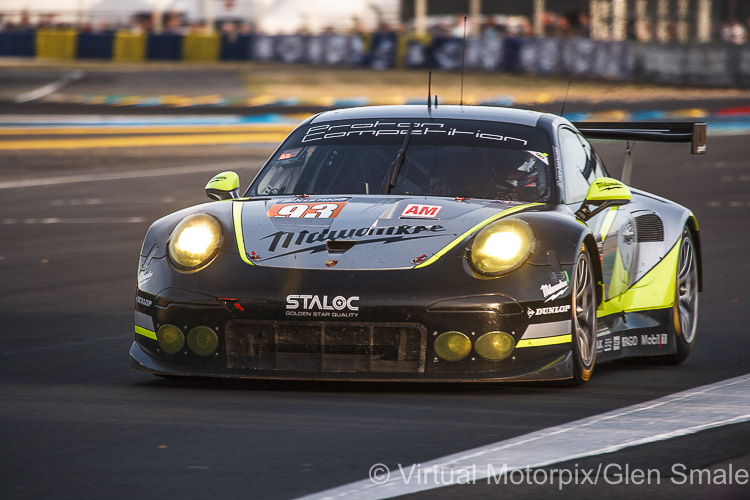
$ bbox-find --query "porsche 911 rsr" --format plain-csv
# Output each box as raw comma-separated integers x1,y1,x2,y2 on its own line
130,105,705,385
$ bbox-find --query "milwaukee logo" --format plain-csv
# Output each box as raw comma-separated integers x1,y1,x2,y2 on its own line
540,280,569,302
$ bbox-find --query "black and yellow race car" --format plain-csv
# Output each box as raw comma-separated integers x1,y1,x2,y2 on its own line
130,105,705,385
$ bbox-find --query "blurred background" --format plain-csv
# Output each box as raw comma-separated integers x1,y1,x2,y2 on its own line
0,0,748,90
1,0,749,40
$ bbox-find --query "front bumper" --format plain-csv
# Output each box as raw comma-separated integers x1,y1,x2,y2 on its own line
132,292,576,382
129,340,574,382
133,251,578,382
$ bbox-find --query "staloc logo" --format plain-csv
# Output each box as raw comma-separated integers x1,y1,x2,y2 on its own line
286,294,359,311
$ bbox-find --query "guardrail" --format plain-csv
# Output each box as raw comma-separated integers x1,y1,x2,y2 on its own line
1,29,748,88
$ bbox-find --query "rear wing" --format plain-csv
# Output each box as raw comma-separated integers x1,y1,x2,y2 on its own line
572,121,706,185
573,121,707,155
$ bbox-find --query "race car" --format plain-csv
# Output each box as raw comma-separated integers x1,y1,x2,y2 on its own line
130,105,705,385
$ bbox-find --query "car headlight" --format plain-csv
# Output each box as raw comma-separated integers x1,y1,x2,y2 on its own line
168,214,223,272
466,218,534,276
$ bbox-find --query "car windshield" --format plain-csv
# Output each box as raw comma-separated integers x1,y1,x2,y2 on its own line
249,118,552,202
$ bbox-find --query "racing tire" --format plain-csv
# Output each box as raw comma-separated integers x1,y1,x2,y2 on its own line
568,246,598,386
660,228,699,365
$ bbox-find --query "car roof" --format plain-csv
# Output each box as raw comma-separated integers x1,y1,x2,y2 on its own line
309,105,546,128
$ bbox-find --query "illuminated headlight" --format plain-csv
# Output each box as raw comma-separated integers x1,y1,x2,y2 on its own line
168,214,223,272
467,218,534,276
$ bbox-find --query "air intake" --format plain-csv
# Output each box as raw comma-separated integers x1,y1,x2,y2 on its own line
326,239,357,253
635,214,664,242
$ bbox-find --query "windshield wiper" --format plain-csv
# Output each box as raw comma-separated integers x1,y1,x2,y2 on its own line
381,122,415,194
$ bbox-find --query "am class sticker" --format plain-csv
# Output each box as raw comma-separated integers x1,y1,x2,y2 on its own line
400,203,442,219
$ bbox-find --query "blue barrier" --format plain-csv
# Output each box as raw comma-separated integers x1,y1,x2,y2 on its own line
426,37,462,70
502,37,523,72
76,32,114,59
220,33,251,61
147,33,182,60
0,31,35,57
366,32,397,69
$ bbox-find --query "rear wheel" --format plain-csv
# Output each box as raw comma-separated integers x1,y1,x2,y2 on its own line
662,229,699,364
569,246,598,386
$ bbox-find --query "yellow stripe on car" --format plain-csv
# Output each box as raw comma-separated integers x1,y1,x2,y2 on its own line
598,206,618,242
415,203,544,268
598,237,680,318
233,201,255,266
516,334,572,348
135,325,156,340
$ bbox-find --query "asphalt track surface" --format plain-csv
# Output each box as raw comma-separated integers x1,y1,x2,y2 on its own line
1,103,750,500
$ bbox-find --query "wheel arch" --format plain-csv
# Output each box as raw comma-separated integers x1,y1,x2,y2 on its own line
515,211,603,305
581,233,603,306
685,213,703,293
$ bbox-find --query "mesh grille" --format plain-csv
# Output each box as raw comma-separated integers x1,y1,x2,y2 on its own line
636,214,664,242
226,320,427,373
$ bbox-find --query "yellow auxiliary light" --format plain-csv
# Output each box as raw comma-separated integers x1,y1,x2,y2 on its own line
467,218,534,276
187,326,219,356
168,213,223,272
434,331,472,362
157,324,185,354
475,331,515,360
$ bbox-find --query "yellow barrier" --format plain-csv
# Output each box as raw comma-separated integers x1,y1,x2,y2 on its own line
113,31,146,62
182,33,220,62
36,29,77,60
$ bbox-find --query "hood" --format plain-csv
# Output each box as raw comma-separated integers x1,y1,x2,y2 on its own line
235,195,534,270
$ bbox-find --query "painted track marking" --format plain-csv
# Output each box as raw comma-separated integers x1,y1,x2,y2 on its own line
296,374,750,500
0,161,250,190
0,132,288,150
13,71,84,103
2,217,146,224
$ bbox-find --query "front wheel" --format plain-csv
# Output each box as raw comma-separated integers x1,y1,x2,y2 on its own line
569,246,598,386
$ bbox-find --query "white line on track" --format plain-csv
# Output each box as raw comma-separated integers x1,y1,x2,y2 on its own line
13,71,84,103
2,217,146,224
0,161,250,190
297,374,750,500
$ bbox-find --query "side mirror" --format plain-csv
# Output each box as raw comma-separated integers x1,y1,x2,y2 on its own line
575,178,632,221
205,171,240,201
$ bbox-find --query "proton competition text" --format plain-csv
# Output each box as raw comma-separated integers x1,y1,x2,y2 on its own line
367,462,749,490
286,294,359,318
302,121,530,146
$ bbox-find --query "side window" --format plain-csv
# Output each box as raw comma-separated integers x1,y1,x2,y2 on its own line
559,128,591,204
